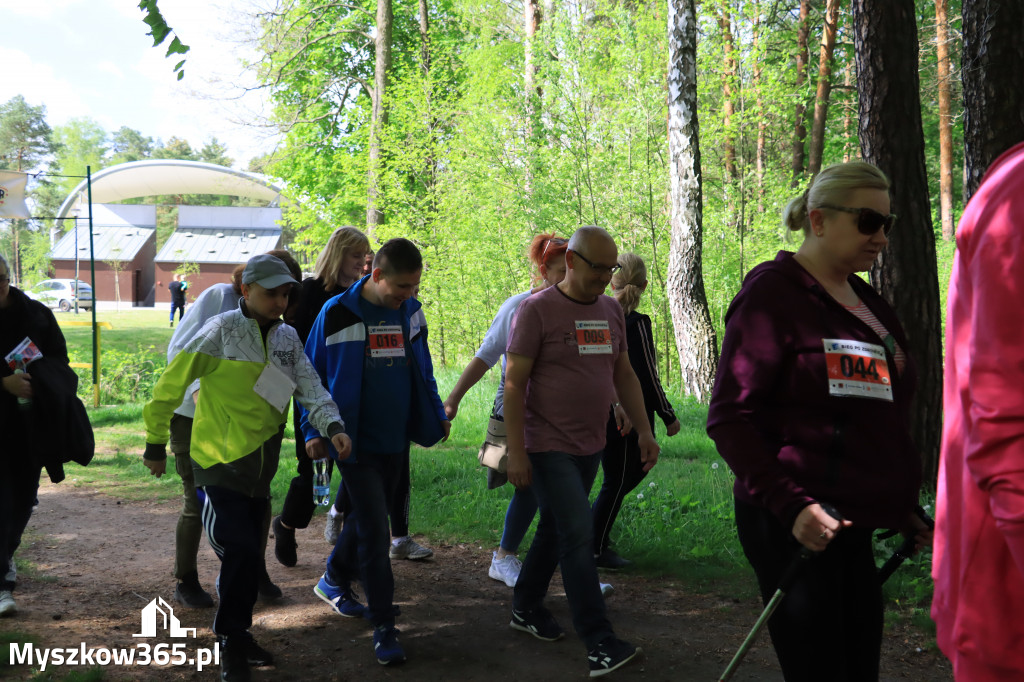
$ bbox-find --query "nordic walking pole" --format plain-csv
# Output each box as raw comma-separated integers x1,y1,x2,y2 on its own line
719,504,843,682
877,507,934,584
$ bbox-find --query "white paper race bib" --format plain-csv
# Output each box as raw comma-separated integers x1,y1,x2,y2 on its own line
368,325,405,357
253,362,296,413
823,338,893,402
576,320,613,355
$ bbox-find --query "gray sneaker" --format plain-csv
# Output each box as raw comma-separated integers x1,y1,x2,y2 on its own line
5,558,14,584
324,512,344,545
389,537,434,560
0,590,16,617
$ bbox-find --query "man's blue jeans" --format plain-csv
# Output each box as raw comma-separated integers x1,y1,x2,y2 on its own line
513,450,614,650
326,451,403,627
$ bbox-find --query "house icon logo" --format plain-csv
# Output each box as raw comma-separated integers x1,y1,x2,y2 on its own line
133,597,197,638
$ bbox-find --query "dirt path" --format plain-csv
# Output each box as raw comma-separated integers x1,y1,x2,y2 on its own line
4,481,952,681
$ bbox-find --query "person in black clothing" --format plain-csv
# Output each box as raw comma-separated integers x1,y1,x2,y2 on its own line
592,252,680,569
0,253,82,616
169,273,187,326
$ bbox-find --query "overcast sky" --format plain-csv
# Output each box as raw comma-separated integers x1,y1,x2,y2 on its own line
0,0,279,169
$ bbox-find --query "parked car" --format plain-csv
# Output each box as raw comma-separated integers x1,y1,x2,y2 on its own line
25,279,93,312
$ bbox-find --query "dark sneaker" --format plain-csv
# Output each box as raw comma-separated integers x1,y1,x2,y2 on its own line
373,625,407,665
389,537,434,560
510,606,565,642
245,639,274,667
587,637,641,677
595,548,633,570
314,573,366,618
258,569,283,601
174,572,214,608
219,637,251,682
272,516,298,568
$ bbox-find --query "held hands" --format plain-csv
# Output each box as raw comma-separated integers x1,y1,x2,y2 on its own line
441,420,451,441
330,433,353,461
793,503,852,552
506,448,532,489
443,400,458,420
2,372,32,399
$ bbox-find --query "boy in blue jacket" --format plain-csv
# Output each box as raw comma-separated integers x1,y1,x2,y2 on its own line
301,238,449,666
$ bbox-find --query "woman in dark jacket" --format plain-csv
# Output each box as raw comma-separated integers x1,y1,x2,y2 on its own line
707,161,930,681
0,254,73,616
592,252,680,569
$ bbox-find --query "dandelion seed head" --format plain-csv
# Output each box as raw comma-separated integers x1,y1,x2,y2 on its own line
711,462,720,470
637,492,644,500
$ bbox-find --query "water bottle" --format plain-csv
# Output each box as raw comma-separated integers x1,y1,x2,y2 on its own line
13,354,31,411
313,458,331,506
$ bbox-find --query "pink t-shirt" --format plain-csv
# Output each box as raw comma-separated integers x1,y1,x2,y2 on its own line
506,285,627,456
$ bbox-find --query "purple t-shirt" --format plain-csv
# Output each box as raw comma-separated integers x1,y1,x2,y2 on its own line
506,285,627,456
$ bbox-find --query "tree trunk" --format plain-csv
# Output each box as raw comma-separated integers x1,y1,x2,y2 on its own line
667,0,718,402
808,0,840,176
753,2,766,214
961,0,1024,199
523,0,542,218
366,0,393,236
935,0,955,240
719,7,737,180
853,0,943,484
843,60,855,162
791,0,810,186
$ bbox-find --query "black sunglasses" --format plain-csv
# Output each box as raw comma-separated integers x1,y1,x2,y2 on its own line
818,204,897,236
570,250,621,275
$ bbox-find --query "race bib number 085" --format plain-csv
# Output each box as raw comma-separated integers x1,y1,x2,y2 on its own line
576,320,612,355
822,338,893,402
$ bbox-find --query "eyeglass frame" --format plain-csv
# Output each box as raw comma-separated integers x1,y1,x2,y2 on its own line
817,204,898,236
569,249,621,275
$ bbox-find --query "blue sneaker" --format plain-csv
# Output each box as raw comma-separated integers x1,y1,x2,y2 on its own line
314,573,366,618
373,625,406,665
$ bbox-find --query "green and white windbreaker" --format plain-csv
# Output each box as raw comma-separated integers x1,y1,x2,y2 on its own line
144,305,344,496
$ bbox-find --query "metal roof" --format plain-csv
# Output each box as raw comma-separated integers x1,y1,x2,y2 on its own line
154,227,281,264
55,160,287,221
50,224,155,261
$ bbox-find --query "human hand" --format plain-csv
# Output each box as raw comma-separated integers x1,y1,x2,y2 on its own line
306,437,328,461
191,388,200,406
443,399,458,420
330,433,352,461
144,458,166,478
638,431,659,471
441,420,451,441
506,449,532,489
2,372,32,399
613,403,632,435
903,510,934,554
793,503,852,552
665,419,681,437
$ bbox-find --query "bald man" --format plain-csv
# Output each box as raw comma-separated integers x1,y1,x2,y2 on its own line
503,226,659,677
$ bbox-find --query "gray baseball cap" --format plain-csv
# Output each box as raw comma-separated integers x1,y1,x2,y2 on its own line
242,254,297,289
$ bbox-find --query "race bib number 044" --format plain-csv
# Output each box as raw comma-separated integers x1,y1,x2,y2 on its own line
368,325,405,357
822,338,893,402
576,320,612,355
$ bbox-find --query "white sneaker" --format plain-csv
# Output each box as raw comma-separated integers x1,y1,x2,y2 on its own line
0,590,16,617
600,582,614,597
489,551,522,587
324,510,344,545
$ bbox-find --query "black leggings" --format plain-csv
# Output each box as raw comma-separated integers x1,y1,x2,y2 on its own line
591,412,650,554
734,498,883,682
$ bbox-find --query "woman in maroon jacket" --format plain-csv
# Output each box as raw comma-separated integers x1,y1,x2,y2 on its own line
707,161,930,681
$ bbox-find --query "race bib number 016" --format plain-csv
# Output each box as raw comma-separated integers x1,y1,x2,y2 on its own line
822,338,893,402
576,320,612,355
368,325,405,357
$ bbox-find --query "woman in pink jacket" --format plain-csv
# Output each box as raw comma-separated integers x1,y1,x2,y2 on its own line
934,141,1024,681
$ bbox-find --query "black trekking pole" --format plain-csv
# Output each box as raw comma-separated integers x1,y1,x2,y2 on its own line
719,504,843,682
877,506,934,584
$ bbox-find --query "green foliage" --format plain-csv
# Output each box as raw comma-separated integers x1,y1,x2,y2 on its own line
138,0,190,80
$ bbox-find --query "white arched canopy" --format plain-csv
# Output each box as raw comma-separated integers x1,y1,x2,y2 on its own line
56,160,286,221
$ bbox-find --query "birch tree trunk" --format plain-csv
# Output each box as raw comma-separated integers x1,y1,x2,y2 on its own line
935,0,955,240
667,0,718,402
853,0,943,483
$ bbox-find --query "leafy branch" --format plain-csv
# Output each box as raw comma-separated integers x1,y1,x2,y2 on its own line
138,0,191,81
